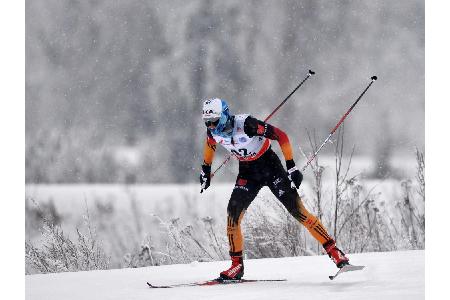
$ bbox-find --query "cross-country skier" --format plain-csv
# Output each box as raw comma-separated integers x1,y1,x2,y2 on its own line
200,98,350,280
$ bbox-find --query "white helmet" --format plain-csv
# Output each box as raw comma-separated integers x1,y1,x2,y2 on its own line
202,98,231,136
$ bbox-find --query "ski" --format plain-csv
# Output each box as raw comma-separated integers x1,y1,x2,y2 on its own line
329,264,365,280
146,278,287,288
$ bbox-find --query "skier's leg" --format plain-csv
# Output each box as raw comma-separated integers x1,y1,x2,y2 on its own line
226,177,261,255
220,177,261,279
268,177,332,244
295,194,350,267
268,170,349,267
294,196,333,244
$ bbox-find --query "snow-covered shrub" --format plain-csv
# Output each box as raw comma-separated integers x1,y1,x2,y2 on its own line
25,202,110,274
26,197,62,239
145,215,227,265
243,196,309,258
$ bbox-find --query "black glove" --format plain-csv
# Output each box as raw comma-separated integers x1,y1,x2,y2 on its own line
200,164,211,192
286,159,303,189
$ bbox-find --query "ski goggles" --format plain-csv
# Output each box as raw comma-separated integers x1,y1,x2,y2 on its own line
204,116,220,127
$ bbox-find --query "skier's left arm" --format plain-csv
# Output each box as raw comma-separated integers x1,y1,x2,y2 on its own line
244,116,303,188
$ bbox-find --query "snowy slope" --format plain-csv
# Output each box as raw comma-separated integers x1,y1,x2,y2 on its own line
26,250,424,300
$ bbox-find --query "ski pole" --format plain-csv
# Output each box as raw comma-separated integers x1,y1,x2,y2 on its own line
263,69,316,122
300,76,378,173
211,70,315,177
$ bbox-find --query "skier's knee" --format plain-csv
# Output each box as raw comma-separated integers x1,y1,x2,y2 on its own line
227,201,245,225
281,193,302,219
288,196,311,223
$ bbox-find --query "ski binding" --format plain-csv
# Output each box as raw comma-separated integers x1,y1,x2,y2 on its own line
329,264,365,280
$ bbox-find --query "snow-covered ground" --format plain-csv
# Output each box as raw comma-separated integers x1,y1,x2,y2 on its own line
26,250,424,300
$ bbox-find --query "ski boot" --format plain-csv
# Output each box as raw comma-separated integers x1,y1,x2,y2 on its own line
323,240,349,268
220,255,244,280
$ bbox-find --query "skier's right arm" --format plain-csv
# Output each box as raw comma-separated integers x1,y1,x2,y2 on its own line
203,130,217,166
200,130,216,191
